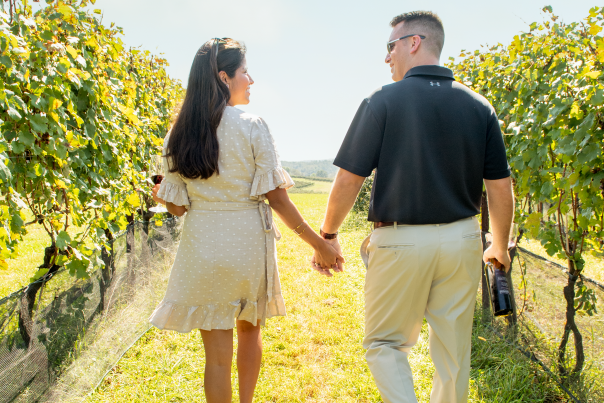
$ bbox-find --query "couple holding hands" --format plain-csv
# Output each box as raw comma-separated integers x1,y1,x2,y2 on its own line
149,10,514,403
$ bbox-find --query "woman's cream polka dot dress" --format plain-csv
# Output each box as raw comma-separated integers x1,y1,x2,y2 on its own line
149,106,294,332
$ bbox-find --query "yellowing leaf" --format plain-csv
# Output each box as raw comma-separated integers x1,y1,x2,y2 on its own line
80,70,91,81
127,192,140,207
526,212,542,239
85,36,99,49
155,220,163,227
55,179,67,189
570,103,584,120
32,163,43,176
65,45,78,59
57,4,73,18
589,23,603,36
48,96,63,111
568,46,581,54
585,70,601,79
67,69,81,86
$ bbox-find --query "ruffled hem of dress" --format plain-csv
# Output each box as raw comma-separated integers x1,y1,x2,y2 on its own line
149,296,285,333
266,293,286,318
157,181,190,207
250,167,295,200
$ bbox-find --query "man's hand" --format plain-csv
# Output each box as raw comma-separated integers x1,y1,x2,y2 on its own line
311,168,364,277
484,177,514,272
483,245,511,272
311,238,345,277
325,238,344,272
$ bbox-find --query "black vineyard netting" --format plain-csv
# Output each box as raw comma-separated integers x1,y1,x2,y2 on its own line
0,217,183,403
494,246,604,401
2,217,603,402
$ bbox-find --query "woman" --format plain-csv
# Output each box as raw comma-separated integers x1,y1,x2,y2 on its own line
149,38,342,403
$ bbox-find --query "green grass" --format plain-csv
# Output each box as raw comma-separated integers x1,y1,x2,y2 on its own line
519,237,604,284
289,177,333,194
0,220,86,298
0,224,49,298
87,194,566,402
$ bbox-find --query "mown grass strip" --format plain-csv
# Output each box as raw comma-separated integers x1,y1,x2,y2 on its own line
86,194,565,402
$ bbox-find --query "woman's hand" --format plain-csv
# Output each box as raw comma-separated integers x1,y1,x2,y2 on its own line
152,184,166,205
151,183,187,216
312,240,345,277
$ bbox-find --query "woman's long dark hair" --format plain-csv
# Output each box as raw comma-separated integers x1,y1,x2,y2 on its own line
166,38,246,179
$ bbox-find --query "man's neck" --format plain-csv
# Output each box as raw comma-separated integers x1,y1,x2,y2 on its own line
401,56,440,78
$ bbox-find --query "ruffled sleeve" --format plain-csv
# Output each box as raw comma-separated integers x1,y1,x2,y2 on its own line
157,133,190,207
249,117,295,200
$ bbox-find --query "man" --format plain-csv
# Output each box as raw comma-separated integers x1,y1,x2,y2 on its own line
312,11,514,403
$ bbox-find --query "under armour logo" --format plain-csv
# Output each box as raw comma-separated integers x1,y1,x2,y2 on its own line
430,81,440,87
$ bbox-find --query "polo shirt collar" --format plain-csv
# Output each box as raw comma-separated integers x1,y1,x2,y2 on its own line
404,65,454,80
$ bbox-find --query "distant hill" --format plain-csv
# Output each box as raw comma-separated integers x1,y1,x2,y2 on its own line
281,160,338,178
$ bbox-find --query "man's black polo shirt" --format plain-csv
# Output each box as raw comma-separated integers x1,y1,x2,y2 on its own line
333,65,511,225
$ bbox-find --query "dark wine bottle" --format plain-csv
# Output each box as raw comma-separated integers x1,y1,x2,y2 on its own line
487,259,513,316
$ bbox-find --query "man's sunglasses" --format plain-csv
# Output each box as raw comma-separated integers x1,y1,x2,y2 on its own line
387,34,426,54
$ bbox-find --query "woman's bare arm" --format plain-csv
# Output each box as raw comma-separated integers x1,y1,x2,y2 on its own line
265,188,343,269
152,184,187,217
165,202,187,217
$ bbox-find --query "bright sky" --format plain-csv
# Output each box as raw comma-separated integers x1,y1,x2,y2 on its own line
40,1,598,161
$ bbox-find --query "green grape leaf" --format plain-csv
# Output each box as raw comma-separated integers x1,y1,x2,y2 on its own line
7,107,21,120
31,268,49,281
0,55,12,68
40,30,53,41
29,114,48,133
591,87,604,105
11,141,25,153
57,58,71,74
18,129,35,146
56,230,72,250
66,255,90,279
0,156,11,182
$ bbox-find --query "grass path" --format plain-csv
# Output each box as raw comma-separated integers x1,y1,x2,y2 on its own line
84,194,563,401
0,221,86,297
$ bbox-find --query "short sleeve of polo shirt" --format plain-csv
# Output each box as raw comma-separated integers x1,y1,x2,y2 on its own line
484,109,512,180
333,99,383,177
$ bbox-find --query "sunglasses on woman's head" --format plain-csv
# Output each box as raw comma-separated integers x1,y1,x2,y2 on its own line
387,34,426,54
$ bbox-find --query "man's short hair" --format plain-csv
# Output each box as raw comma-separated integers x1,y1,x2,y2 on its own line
390,11,444,58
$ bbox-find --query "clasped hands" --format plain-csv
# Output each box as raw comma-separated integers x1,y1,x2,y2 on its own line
311,238,345,277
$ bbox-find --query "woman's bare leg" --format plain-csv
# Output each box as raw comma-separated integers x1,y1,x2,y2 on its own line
236,320,262,403
200,328,234,403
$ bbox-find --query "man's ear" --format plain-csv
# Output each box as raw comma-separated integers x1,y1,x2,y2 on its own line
410,36,422,55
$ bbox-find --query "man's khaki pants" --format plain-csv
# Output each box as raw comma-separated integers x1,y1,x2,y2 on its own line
364,217,482,403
